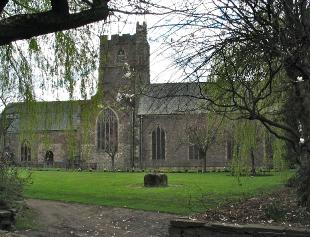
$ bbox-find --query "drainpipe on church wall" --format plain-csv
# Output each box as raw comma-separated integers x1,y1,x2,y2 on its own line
139,115,143,169
131,107,135,169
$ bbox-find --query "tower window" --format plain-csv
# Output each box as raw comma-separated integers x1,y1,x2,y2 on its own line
97,108,118,154
152,126,165,160
117,49,126,63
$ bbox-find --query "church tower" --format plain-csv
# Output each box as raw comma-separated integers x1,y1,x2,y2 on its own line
98,22,150,100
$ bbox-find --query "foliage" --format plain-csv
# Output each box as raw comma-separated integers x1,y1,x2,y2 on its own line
230,120,262,176
263,201,286,221
230,119,288,177
157,0,310,207
272,137,288,171
0,157,30,208
15,205,39,231
24,170,290,215
0,0,151,105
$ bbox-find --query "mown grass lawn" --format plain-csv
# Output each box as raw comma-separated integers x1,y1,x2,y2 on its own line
24,170,291,215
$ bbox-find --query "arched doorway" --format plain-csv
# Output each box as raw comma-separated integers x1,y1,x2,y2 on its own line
45,150,54,166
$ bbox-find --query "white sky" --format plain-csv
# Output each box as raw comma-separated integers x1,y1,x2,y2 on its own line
109,18,184,83
36,15,183,102
30,0,210,103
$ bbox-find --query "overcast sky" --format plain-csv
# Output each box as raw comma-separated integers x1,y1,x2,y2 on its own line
37,14,184,102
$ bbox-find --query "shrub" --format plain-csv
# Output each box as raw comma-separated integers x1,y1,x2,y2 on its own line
263,201,285,221
0,157,30,208
285,174,297,188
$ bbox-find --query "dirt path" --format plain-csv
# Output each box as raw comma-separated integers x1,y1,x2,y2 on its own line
16,199,179,237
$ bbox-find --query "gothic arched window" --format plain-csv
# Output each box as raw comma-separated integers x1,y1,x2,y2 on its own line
97,108,118,153
189,144,205,160
152,126,166,160
117,49,125,63
21,140,31,162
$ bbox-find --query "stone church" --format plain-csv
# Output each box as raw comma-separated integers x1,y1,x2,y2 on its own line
2,22,256,170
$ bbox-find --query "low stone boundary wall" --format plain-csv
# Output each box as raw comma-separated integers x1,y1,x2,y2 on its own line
0,230,26,237
0,210,15,230
169,219,310,237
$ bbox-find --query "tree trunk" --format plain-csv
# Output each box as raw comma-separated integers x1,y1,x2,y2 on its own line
203,154,207,173
296,157,310,209
250,149,256,176
111,156,115,171
283,64,310,208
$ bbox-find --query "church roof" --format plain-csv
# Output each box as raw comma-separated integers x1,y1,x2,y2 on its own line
137,83,209,115
4,101,81,133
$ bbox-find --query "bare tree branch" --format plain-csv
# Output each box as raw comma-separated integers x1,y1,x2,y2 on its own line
0,0,9,15
51,0,69,15
0,4,109,45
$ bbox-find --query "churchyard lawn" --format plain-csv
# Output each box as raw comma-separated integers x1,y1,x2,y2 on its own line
24,170,291,215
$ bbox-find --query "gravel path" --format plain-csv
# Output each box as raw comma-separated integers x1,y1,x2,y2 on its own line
15,199,179,237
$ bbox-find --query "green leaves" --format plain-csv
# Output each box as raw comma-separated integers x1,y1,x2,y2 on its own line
28,38,39,52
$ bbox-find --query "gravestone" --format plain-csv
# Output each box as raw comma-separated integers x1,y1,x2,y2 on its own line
144,173,168,187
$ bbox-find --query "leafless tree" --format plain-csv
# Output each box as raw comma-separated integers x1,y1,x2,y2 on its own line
185,113,224,172
105,138,117,171
156,0,310,207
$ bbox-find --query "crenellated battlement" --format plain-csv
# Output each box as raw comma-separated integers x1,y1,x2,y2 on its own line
98,22,150,97
101,22,147,44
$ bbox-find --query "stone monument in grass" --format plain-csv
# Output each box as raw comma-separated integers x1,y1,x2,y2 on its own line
144,173,168,187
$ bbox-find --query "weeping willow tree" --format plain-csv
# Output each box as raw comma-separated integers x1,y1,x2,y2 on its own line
231,120,261,176
0,0,153,161
231,118,288,177
0,0,154,108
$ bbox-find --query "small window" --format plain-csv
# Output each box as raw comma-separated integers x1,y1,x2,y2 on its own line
152,126,165,160
189,145,205,160
117,49,125,63
21,140,31,162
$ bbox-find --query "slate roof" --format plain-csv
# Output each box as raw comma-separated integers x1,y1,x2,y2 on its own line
4,101,81,133
2,83,209,133
137,83,209,115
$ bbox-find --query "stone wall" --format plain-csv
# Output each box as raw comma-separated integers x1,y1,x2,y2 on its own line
6,130,80,165
0,209,15,230
169,219,310,237
140,114,266,170
80,105,132,170
141,114,229,169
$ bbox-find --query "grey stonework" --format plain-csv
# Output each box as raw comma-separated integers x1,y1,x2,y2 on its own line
0,209,15,230
169,219,310,237
1,22,267,170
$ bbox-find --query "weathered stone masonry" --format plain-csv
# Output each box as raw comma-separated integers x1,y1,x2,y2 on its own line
2,22,266,170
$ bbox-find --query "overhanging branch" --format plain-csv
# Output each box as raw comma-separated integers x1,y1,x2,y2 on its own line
0,5,109,45
0,0,9,15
